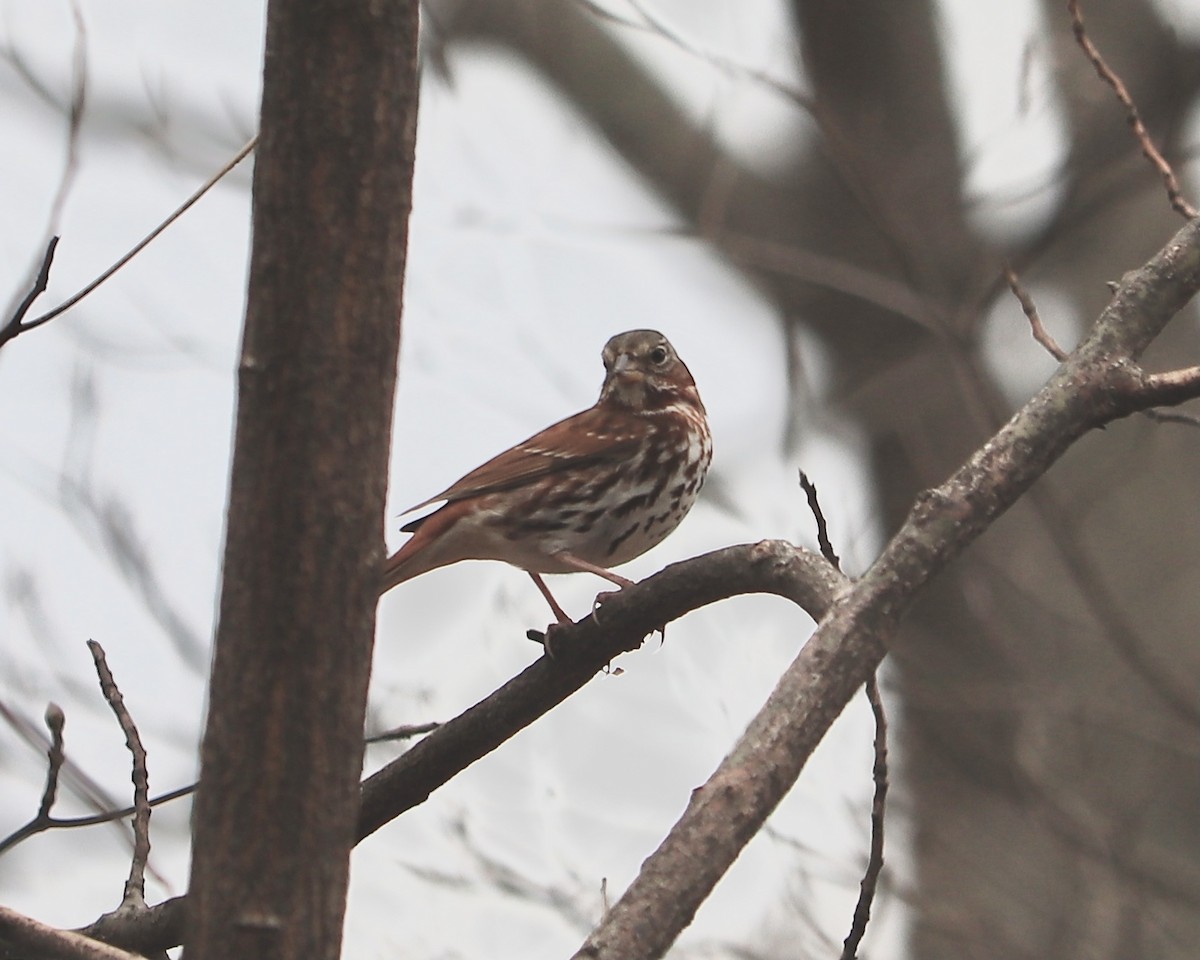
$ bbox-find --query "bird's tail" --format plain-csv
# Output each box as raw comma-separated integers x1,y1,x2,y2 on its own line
380,506,460,594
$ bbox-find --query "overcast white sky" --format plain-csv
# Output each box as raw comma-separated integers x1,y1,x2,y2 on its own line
1,1,1198,957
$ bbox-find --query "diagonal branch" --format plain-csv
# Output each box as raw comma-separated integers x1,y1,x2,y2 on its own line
0,904,143,960
86,641,152,913
1067,0,1197,219
76,542,841,955
1131,365,1200,408
0,237,60,350
0,139,255,352
571,215,1200,960
359,541,844,838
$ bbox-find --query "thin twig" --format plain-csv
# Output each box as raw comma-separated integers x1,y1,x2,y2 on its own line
798,470,842,571
0,696,134,854
0,704,193,857
46,0,88,234
722,231,940,332
87,640,151,911
797,474,889,957
365,721,441,744
1067,0,1197,219
841,674,889,960
1138,365,1200,404
19,136,258,336
1141,408,1200,428
0,704,70,856
35,703,67,820
1133,365,1200,431
49,784,196,830
576,0,816,114
0,237,60,349
1004,264,1068,361
3,715,444,855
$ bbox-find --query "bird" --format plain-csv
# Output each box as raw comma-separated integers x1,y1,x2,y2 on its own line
381,329,712,624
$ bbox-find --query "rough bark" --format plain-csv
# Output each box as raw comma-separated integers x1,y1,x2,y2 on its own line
183,2,419,959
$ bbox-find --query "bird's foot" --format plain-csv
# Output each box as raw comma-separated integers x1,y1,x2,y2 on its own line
527,620,575,659
590,584,666,641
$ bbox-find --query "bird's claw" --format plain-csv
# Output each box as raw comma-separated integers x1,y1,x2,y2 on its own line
591,587,667,642
528,621,572,659
591,589,619,622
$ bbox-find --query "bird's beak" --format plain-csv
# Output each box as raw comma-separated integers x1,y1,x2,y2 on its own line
611,354,641,378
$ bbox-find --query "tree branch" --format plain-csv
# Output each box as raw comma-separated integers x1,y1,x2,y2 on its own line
76,899,185,959
0,904,142,960
0,237,59,350
1131,365,1200,408
0,703,67,856
0,138,254,352
30,542,842,956
841,674,888,960
1004,263,1069,361
1067,0,1197,219
359,541,845,839
570,215,1200,959
85,641,151,913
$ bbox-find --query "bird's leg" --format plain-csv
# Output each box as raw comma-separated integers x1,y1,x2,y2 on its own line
552,552,668,641
528,572,576,659
552,552,635,589
528,572,573,624
551,551,636,621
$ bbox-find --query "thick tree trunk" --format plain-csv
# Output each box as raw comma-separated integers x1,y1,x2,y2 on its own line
184,2,419,958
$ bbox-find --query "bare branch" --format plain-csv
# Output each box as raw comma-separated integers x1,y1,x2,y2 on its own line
1135,365,1200,407
1,133,253,351
0,904,143,960
840,675,889,960
359,541,846,840
798,470,842,571
1141,407,1200,428
1004,264,1068,361
579,0,817,115
721,231,942,331
365,721,441,745
0,237,60,349
36,704,66,821
20,136,257,336
0,695,135,854
570,212,1200,960
1067,0,1197,219
86,641,151,912
76,898,186,959
0,703,68,856
46,0,88,236
49,785,196,831
1123,364,1200,432
0,0,83,350
797,472,888,959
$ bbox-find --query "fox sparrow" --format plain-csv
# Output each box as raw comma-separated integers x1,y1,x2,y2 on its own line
381,329,712,623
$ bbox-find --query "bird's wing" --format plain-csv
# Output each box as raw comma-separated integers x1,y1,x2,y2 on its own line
401,406,644,521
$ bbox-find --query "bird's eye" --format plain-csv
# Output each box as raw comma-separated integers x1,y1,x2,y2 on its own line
649,345,669,365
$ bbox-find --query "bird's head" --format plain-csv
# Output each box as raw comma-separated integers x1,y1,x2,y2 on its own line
598,329,703,413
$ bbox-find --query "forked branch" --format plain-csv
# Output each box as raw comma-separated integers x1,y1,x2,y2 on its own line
570,214,1200,959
